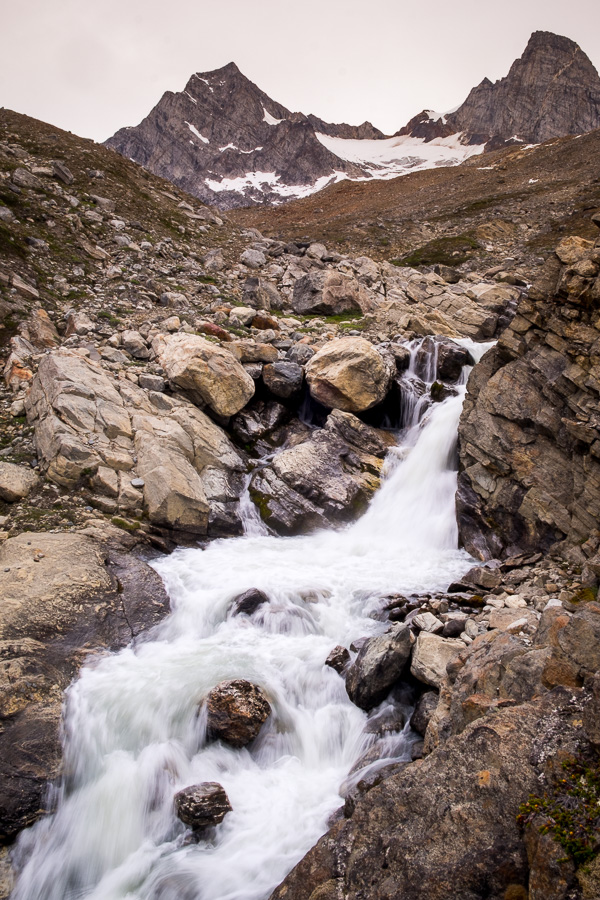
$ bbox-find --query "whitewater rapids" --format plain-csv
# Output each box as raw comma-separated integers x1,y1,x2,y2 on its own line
11,340,491,900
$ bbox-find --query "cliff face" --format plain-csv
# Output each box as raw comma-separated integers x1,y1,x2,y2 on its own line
448,32,600,144
457,223,600,561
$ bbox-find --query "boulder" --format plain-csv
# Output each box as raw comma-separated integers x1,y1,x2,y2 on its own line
230,400,288,445
241,248,266,268
20,310,59,349
325,646,351,675
306,338,392,412
121,330,150,359
230,588,269,616
205,679,271,747
0,462,39,502
410,632,464,688
263,361,304,398
249,410,396,534
229,340,278,364
152,333,255,416
0,530,169,841
292,271,365,316
345,624,412,710
174,782,232,832
242,277,282,310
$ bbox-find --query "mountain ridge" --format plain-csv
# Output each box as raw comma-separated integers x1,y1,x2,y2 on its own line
105,32,600,210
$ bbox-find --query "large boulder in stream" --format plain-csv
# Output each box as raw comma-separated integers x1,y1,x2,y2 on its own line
306,338,393,412
205,679,271,747
249,409,397,535
174,782,232,832
0,527,170,842
345,624,412,710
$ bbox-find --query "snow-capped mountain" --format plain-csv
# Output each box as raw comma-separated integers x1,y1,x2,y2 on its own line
105,32,600,210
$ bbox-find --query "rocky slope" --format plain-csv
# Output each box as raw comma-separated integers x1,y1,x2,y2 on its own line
106,33,600,210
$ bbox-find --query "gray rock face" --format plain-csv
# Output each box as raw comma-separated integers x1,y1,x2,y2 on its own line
448,32,600,145
399,33,600,151
457,236,600,560
105,63,380,210
345,625,412,710
249,409,396,534
174,782,232,832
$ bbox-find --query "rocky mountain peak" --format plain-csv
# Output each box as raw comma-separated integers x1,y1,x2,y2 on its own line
447,30,600,144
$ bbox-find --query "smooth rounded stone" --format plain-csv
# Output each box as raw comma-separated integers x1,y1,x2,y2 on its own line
0,462,39,502
152,333,255,417
410,632,464,688
263,361,304,398
174,782,232,832
410,691,438,736
325,645,351,675
306,337,392,413
345,624,412,711
205,679,271,747
230,588,269,617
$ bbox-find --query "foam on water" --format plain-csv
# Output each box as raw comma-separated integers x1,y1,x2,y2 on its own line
11,339,492,900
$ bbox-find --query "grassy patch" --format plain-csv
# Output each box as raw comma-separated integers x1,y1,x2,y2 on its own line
517,758,600,866
111,516,141,532
392,232,482,268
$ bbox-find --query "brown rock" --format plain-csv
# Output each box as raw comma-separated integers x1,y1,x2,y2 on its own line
205,679,271,747
174,782,232,832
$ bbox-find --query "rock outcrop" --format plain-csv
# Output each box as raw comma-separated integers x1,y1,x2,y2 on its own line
457,230,600,560
0,528,169,841
249,410,397,534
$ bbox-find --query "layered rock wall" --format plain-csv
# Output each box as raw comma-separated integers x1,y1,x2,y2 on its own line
457,231,600,560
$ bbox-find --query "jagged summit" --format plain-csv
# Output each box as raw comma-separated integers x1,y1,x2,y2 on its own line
402,31,600,147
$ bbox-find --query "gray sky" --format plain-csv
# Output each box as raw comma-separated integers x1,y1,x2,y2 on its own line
2,0,600,142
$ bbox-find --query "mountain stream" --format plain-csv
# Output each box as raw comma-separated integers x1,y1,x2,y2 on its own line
12,339,492,900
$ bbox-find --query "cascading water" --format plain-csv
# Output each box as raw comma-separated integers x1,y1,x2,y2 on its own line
11,339,492,900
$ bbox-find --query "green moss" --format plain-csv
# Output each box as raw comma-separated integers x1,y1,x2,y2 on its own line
392,232,482,268
197,275,217,284
571,587,597,604
248,487,272,524
111,516,141,532
517,758,600,867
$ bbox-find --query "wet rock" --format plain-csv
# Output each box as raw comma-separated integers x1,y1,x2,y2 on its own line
152,333,255,416
0,530,170,841
409,690,438,736
230,400,288,444
325,645,351,675
345,624,411,711
230,588,269,617
263,361,303,398
306,337,392,412
249,409,396,534
205,679,271,747
174,782,232,832
0,462,39,502
410,632,464,688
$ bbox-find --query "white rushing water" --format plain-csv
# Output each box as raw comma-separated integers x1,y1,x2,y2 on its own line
12,339,491,900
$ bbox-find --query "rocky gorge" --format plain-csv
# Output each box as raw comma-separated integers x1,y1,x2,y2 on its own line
1,92,600,900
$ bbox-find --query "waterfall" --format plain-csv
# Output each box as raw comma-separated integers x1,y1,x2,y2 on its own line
11,339,492,900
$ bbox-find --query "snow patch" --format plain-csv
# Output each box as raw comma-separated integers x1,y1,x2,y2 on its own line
263,107,284,126
219,144,263,154
185,122,209,144
194,75,214,93
315,132,484,180
205,170,347,202
184,92,197,105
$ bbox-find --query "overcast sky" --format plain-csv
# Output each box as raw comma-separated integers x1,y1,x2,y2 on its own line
2,0,599,142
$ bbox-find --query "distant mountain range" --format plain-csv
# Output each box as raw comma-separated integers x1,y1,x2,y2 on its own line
105,31,600,209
